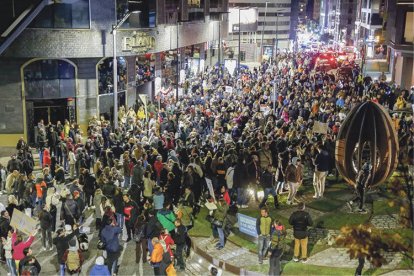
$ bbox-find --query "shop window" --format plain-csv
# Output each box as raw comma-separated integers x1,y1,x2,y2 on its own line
30,0,90,29
24,60,76,99
403,12,414,44
98,57,128,95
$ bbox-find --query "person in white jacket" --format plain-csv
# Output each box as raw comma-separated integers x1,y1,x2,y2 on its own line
2,229,17,276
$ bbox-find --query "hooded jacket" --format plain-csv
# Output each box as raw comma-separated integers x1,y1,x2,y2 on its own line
101,225,122,253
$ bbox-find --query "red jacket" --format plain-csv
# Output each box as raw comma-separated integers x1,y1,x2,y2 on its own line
43,149,51,168
12,232,34,260
154,161,164,178
159,233,175,257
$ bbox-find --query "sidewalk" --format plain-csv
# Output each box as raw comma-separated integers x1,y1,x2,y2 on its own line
191,236,262,275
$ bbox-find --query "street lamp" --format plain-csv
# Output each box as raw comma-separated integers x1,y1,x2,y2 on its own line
111,10,141,129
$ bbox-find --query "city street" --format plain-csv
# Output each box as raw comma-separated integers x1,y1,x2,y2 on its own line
0,191,213,276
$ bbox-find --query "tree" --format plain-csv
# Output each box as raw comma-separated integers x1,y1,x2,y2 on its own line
336,224,413,270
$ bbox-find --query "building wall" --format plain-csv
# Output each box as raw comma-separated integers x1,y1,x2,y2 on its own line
0,0,228,145
229,0,293,47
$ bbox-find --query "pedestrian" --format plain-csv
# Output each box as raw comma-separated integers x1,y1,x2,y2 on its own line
101,217,122,276
156,201,176,234
150,237,164,275
89,256,110,276
123,193,139,242
11,227,37,272
347,162,372,214
212,198,228,250
18,247,41,276
288,202,313,263
38,205,53,251
2,228,17,276
268,220,287,276
173,219,187,271
259,164,279,209
285,158,300,205
134,214,148,264
53,224,80,274
256,207,272,264
62,239,84,275
312,144,330,198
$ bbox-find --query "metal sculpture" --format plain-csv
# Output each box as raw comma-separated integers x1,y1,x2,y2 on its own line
335,101,399,187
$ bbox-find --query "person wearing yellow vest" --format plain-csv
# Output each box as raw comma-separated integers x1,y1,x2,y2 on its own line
256,207,272,264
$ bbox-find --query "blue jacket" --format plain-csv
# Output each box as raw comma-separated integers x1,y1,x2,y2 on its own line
153,192,164,210
89,264,110,276
101,225,122,253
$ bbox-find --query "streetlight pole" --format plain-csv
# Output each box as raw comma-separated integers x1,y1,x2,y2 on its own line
112,10,140,129
176,7,179,101
260,1,268,62
238,8,241,75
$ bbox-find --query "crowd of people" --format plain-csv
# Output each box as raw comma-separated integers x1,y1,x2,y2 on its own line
0,48,413,276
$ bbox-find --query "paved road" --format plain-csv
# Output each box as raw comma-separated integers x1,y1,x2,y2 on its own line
0,156,214,276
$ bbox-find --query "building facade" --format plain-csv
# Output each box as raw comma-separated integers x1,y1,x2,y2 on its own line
0,0,228,146
386,0,414,89
320,0,357,45
228,0,297,61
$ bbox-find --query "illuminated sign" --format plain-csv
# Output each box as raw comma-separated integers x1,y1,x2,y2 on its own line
122,32,155,54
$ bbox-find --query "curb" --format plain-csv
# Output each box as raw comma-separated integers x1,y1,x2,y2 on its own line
190,236,265,276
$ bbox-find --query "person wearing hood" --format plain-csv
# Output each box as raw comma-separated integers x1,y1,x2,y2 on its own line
89,256,110,276
53,224,79,276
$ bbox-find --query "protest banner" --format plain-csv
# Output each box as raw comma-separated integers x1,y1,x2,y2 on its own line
10,209,37,236
313,121,329,134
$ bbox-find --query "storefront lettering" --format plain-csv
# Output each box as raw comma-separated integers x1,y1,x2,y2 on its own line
123,32,155,54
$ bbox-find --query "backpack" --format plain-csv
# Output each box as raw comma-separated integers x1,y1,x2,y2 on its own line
21,264,38,276
66,250,81,273
159,237,168,253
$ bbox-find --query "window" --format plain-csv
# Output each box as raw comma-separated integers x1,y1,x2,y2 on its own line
403,12,414,43
24,60,76,99
30,0,90,29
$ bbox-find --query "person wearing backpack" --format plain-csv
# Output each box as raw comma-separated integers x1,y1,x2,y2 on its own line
62,239,84,275
53,224,80,276
101,217,122,276
19,247,41,276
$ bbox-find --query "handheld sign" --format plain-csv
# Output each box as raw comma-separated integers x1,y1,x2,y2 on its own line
10,209,38,236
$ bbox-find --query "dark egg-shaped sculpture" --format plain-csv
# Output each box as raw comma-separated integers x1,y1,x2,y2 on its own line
335,101,399,187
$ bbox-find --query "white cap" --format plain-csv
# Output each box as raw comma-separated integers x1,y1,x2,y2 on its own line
96,256,105,265
65,225,72,232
